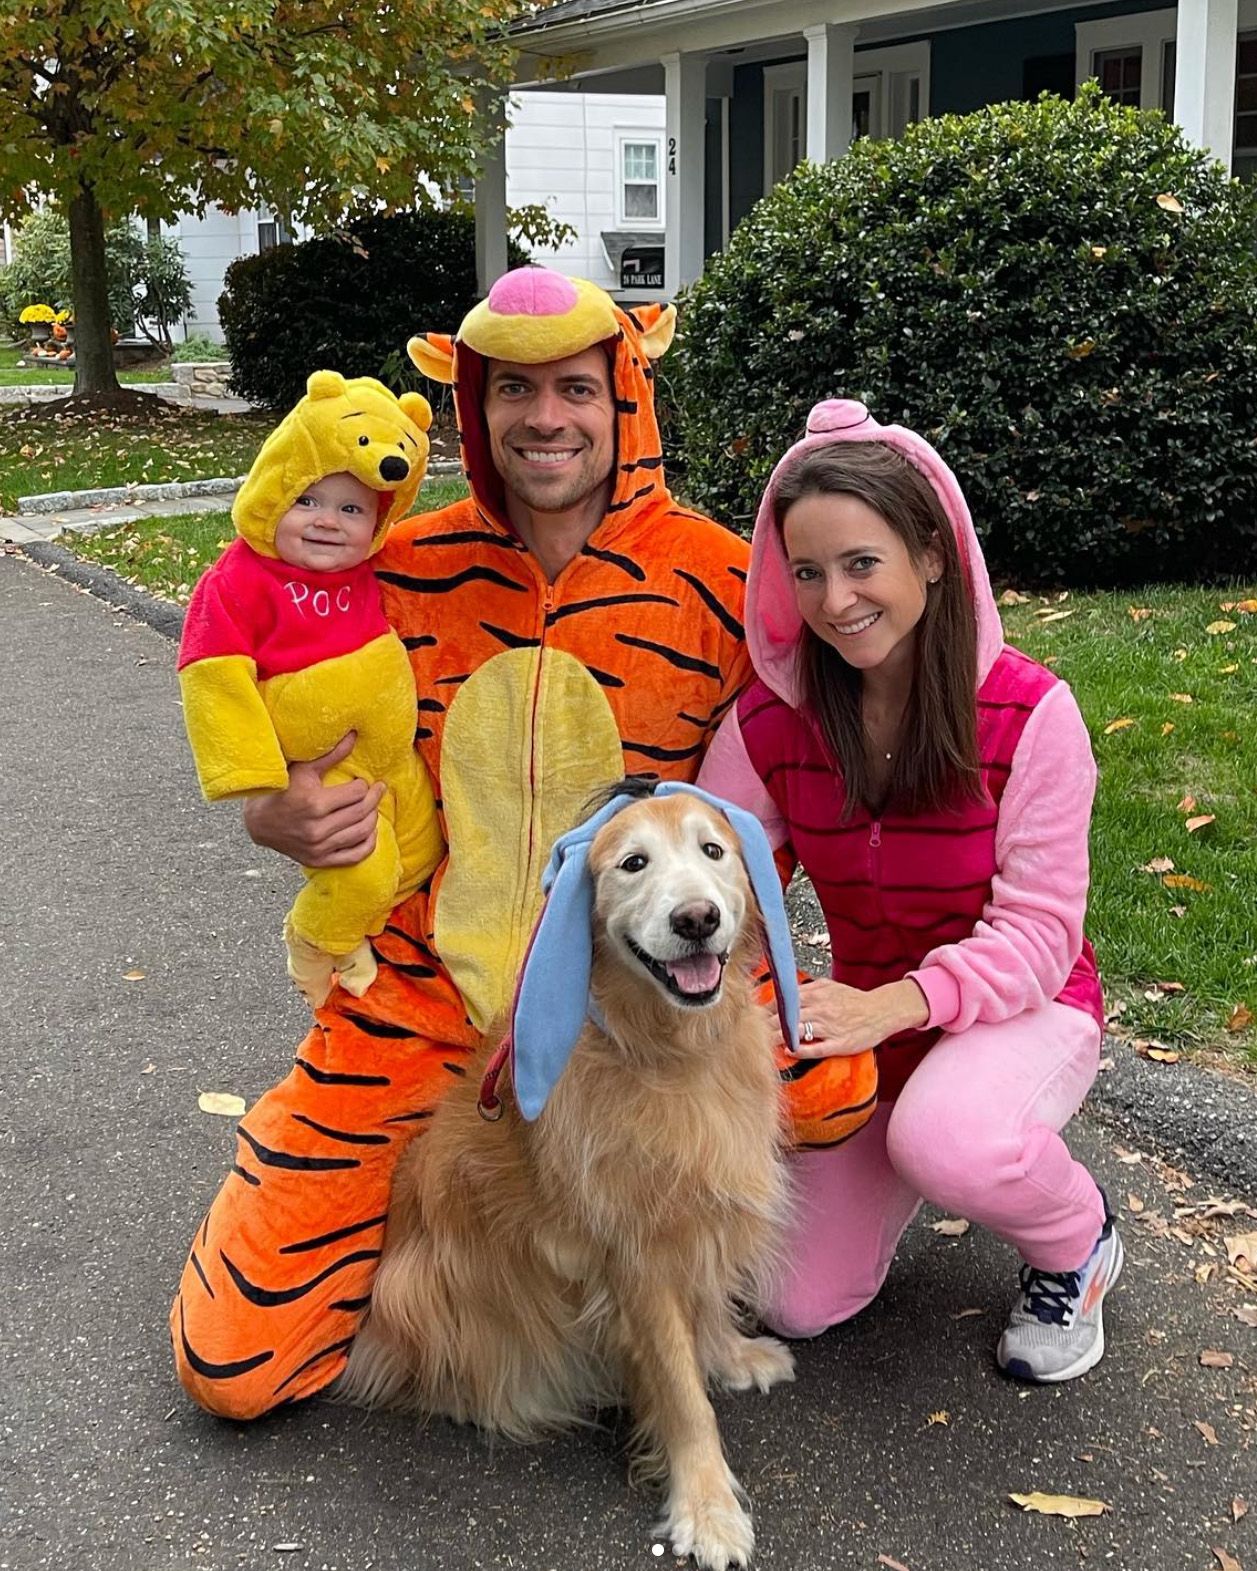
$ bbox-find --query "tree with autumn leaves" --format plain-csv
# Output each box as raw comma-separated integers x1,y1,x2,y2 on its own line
0,0,526,403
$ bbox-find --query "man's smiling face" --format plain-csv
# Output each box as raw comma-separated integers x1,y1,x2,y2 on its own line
483,347,616,516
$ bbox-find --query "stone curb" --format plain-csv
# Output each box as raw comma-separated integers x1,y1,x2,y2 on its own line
18,541,1254,1204
19,475,247,515
17,458,463,517
0,382,172,404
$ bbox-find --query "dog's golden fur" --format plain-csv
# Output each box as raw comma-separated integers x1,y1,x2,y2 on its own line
337,793,792,1568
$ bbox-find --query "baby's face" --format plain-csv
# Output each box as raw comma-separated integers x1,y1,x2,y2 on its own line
273,472,380,572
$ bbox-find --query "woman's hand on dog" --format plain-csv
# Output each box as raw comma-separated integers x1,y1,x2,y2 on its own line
766,977,930,1057
243,732,383,867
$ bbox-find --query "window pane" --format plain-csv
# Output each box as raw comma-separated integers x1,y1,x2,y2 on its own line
1162,40,1176,112
1238,37,1257,73
624,183,658,219
1238,76,1257,113
1237,113,1257,151
1096,48,1142,106
623,142,657,182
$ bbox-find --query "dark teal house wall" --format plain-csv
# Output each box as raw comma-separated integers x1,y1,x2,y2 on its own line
926,0,1172,115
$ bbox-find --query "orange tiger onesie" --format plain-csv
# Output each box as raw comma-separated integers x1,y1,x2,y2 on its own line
171,268,875,1419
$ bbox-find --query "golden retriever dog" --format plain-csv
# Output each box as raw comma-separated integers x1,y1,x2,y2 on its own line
336,785,794,1568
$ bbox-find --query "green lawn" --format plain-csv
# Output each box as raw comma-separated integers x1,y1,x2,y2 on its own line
1,405,269,511
51,504,1257,1063
0,343,171,386
999,585,1255,1064
62,477,472,603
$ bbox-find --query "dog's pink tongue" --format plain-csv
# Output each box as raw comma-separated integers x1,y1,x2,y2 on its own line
666,953,722,994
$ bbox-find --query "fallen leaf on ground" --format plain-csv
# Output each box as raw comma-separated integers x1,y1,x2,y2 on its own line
198,1091,246,1118
1220,664,1239,674
1009,1492,1108,1518
1170,692,1194,703
1169,905,1188,918
877,1557,910,1571
1226,1005,1254,1033
1200,1350,1234,1369
1234,1499,1250,1523
927,1411,949,1426
999,589,1031,606
1225,598,1257,614
1211,1549,1241,1571
1097,1055,1115,1071
1128,1194,1145,1213
1163,874,1211,893
1128,606,1153,621
1103,718,1136,734
1234,1305,1257,1328
1116,1148,1143,1165
1177,795,1198,813
122,968,146,981
1139,1043,1181,1063
1206,620,1237,636
1155,980,1186,993
1226,1234,1257,1272
1141,857,1175,874
1161,722,1176,736
932,1217,971,1237
1195,1420,1220,1446
1186,815,1216,834
951,1307,985,1319
1037,609,1075,623
1156,192,1184,212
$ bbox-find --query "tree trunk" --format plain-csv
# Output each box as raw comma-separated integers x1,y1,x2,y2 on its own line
68,183,123,398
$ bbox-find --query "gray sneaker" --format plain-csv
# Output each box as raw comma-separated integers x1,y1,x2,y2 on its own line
996,1212,1124,1383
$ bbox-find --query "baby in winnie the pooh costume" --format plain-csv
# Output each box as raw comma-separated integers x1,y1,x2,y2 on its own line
177,371,445,1008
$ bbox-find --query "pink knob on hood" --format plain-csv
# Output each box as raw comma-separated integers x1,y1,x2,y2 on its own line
806,399,873,434
486,267,579,317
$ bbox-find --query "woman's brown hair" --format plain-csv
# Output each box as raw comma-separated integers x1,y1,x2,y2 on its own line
774,441,981,817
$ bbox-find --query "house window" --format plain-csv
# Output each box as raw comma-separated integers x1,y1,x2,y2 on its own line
620,139,662,223
1237,34,1257,153
1095,47,1143,106
257,214,292,252
852,76,881,141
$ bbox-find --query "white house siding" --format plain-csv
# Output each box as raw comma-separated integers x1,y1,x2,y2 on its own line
172,207,258,340
504,90,667,291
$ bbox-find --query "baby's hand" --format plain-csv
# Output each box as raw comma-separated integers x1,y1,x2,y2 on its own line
243,732,383,866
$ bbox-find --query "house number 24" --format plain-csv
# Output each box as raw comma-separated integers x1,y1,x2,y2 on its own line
667,137,677,175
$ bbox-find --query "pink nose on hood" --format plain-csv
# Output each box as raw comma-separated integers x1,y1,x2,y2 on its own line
744,398,1004,707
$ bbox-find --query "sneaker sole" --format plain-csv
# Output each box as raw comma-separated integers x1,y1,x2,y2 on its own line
998,1231,1125,1384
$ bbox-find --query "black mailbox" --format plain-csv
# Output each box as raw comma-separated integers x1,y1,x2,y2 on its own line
620,245,665,291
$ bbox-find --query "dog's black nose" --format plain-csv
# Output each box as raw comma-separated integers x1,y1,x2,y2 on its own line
379,455,409,482
670,901,720,941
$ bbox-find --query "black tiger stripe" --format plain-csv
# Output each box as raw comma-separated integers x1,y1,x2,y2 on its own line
374,954,439,980
615,633,722,681
711,690,739,721
674,569,745,641
190,1251,215,1298
279,1215,388,1255
329,1295,373,1314
295,1061,388,1087
614,397,639,414
643,363,656,381
410,530,524,550
547,592,677,624
178,1300,273,1381
620,454,665,473
337,1010,421,1040
237,1126,361,1173
289,1114,391,1146
231,1163,261,1187
624,309,644,332
678,711,710,728
414,726,433,742
586,665,626,689
381,924,436,957
435,673,470,685
606,483,657,514
443,1061,467,1077
581,542,646,581
272,1336,356,1394
417,697,445,712
823,1089,879,1122
383,1109,435,1125
401,635,436,650
220,1248,380,1308
728,565,747,582
623,740,705,762
377,566,529,595
482,622,540,650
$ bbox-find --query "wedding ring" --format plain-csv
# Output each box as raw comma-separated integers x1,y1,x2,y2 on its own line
802,1020,815,1045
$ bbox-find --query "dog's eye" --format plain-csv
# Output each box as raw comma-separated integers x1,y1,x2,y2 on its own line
701,843,725,861
619,853,648,873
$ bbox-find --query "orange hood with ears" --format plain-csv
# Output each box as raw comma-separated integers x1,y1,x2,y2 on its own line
406,268,676,534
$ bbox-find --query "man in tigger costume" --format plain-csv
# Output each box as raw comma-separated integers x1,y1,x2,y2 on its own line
171,266,876,1419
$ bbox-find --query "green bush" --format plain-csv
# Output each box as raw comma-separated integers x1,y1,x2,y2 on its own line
171,332,229,362
0,208,143,334
218,209,525,409
668,85,1257,586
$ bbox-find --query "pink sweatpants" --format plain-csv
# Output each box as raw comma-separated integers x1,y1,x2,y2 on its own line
766,1001,1105,1338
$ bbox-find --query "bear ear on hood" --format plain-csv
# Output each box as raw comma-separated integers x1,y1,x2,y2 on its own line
306,369,349,401
408,333,455,385
398,391,433,433
634,303,677,360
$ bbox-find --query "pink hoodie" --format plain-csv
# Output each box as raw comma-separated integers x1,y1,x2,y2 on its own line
697,400,1103,1096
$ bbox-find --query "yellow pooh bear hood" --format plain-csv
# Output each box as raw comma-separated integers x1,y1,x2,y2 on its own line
233,371,433,559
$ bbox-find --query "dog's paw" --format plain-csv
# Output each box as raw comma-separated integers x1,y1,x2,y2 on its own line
660,1489,754,1570
714,1334,796,1394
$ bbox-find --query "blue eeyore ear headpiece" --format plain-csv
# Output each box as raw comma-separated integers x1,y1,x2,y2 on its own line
498,781,799,1122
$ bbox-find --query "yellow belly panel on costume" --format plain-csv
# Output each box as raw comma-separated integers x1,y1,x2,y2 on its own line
434,647,624,1033
260,633,416,777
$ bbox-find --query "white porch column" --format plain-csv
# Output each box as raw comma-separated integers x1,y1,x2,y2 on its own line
662,50,707,297
1174,0,1239,171
804,23,856,163
474,126,509,295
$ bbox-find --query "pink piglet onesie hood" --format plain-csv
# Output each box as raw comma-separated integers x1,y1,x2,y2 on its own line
698,398,1104,1102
